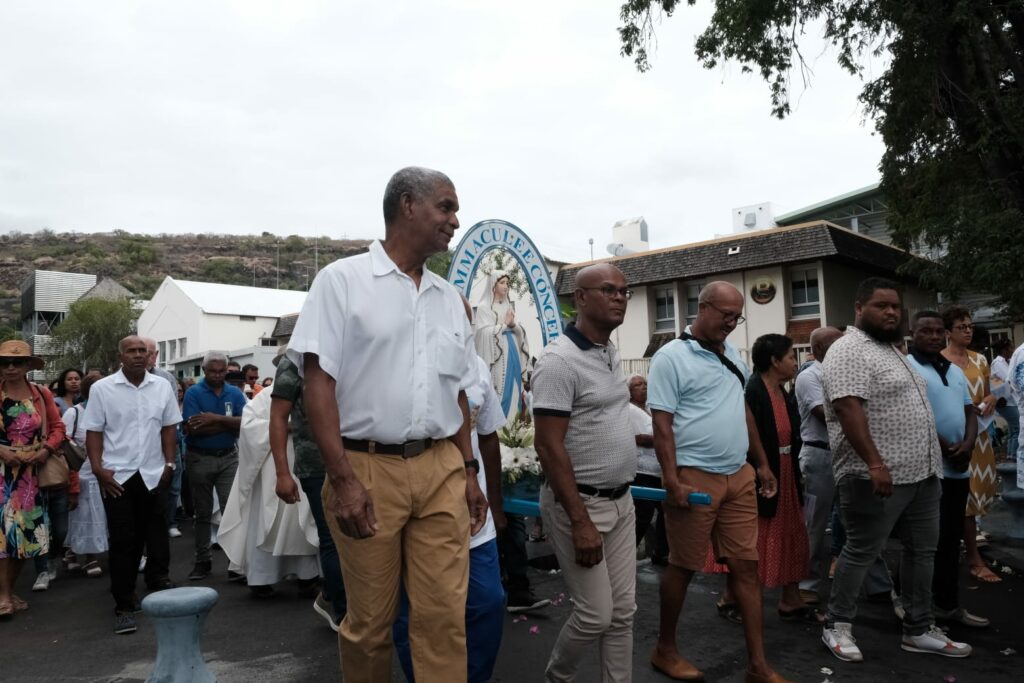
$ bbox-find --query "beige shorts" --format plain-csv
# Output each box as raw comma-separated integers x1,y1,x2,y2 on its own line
663,463,758,570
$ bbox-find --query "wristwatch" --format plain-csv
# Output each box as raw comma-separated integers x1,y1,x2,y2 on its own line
165,462,177,471
464,458,480,473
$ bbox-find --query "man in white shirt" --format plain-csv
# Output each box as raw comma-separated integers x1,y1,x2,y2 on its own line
84,335,182,635
991,338,1019,464
288,167,487,683
1007,341,1024,487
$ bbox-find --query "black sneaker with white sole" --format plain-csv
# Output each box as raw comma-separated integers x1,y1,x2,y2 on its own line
114,611,137,635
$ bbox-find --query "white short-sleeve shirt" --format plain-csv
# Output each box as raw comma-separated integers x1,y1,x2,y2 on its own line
82,369,182,490
286,240,476,443
467,356,508,548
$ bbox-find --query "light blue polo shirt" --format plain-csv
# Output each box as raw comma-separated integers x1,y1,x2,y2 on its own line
647,331,750,474
906,354,972,479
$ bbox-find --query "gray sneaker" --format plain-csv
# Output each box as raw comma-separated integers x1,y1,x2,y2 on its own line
933,606,990,628
901,626,971,657
312,592,340,633
114,611,137,635
822,622,863,662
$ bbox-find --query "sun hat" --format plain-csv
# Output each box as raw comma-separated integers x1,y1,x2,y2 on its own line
0,339,45,371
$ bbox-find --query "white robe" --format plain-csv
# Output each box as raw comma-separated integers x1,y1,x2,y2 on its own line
218,388,319,585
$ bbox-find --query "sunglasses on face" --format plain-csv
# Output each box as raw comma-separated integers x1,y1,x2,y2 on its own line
1,358,28,368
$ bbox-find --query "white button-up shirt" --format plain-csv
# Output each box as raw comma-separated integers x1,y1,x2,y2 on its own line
287,240,475,443
82,369,183,490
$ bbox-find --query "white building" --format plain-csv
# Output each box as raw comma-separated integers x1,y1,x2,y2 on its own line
137,277,307,379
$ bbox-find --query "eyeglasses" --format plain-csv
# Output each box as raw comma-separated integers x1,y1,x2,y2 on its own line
581,286,633,300
952,323,974,332
703,301,746,325
1,358,28,368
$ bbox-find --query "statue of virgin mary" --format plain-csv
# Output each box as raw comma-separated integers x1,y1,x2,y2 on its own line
472,270,530,422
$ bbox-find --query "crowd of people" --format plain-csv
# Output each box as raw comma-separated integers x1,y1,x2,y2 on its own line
1,166,1021,683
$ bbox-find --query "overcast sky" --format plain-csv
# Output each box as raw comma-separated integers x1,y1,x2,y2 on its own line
1,1,885,263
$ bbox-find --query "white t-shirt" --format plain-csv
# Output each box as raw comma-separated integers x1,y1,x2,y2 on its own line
286,240,476,443
629,402,659,477
991,355,1017,407
82,370,182,490
466,357,507,548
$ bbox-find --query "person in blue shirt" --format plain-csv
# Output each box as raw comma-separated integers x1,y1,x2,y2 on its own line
181,351,246,581
906,311,988,630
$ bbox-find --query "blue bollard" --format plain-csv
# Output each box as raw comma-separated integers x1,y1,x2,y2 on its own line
143,586,219,683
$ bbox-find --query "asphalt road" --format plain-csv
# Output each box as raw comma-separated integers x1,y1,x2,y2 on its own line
4,522,1023,682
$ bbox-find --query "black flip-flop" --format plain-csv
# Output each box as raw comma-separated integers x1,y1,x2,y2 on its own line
716,599,743,624
778,605,825,624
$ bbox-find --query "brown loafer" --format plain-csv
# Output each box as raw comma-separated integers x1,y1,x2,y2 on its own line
10,595,28,612
650,651,704,681
744,669,793,683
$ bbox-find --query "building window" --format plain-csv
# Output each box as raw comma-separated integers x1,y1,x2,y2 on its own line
178,338,187,357
239,315,256,321
168,339,177,360
790,268,820,317
685,281,705,325
654,285,676,332
158,340,166,361
260,338,279,347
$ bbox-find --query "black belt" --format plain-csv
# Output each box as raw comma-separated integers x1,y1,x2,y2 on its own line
188,446,236,457
805,440,831,451
577,483,631,500
342,437,439,458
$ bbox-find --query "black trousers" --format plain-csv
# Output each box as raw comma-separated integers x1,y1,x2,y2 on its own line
102,472,171,612
932,476,969,611
632,473,669,559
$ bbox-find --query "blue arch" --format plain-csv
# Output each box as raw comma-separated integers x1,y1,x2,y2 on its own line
447,219,564,346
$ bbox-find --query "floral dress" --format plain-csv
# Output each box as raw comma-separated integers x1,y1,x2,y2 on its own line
0,396,51,559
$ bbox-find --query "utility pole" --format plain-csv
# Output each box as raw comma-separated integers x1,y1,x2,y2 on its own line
276,241,280,289
589,238,594,261
252,263,256,287
314,234,319,273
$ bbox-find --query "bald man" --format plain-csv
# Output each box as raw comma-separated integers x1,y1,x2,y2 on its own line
794,327,843,603
647,281,788,683
534,263,637,682
83,336,182,634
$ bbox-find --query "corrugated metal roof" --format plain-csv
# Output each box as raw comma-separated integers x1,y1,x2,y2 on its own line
555,222,920,294
774,183,881,224
169,278,307,318
25,270,98,313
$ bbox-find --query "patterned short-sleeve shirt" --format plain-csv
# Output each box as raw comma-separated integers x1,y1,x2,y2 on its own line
822,326,942,484
270,356,323,478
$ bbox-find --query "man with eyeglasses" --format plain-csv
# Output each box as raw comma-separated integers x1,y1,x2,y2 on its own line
533,263,638,682
647,281,788,683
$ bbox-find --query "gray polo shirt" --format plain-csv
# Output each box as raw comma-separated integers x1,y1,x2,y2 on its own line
532,324,636,488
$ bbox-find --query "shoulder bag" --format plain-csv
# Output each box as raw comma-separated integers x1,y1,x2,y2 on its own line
33,383,71,489
60,404,87,472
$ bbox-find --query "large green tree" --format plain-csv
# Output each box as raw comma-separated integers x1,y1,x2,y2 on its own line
49,298,140,373
619,0,1024,315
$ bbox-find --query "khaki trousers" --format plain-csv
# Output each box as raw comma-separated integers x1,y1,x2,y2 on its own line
541,485,637,683
322,439,470,683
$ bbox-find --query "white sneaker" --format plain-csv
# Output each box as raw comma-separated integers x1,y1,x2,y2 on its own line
822,622,863,662
32,572,51,592
901,626,972,657
168,527,182,538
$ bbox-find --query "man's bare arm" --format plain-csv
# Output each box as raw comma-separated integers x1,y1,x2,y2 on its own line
303,352,377,537
270,396,300,504
456,391,488,536
832,395,892,497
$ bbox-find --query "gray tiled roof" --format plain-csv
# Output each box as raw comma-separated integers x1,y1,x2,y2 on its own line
272,313,299,338
555,222,918,294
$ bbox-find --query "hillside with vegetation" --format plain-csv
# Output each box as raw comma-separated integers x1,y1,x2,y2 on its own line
0,229,373,334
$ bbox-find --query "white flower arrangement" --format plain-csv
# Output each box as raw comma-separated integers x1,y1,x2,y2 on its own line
498,417,541,485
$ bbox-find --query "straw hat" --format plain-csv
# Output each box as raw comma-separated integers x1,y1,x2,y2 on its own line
0,339,45,371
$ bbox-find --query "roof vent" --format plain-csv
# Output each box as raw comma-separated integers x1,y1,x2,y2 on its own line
727,246,741,255
744,212,757,227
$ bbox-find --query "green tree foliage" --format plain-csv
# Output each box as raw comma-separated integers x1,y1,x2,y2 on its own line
50,298,140,373
426,249,454,278
619,0,1024,315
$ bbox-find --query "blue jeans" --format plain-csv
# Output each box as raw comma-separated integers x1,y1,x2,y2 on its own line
35,487,69,572
300,474,346,620
394,539,506,683
998,404,1020,460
